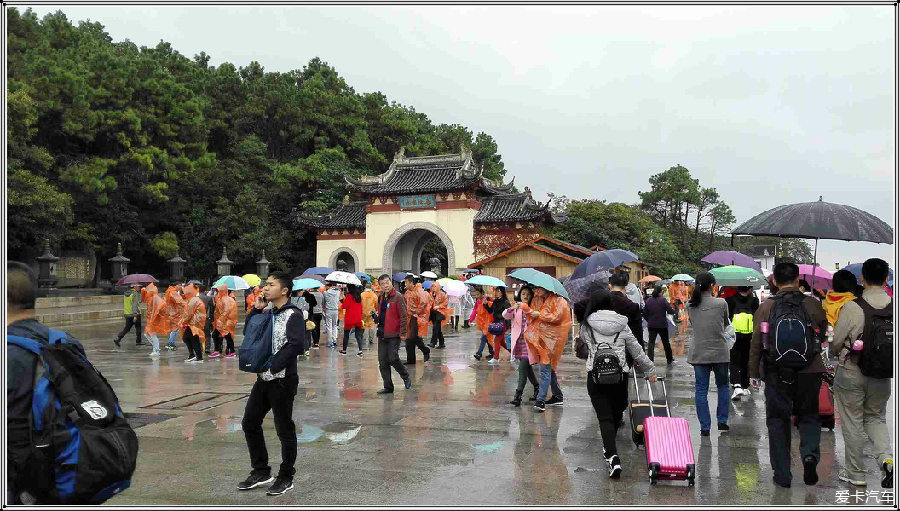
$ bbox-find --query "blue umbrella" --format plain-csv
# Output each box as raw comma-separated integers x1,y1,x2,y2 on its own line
354,272,372,283
464,275,507,288
391,272,409,283
422,281,434,290
303,266,333,276
292,278,324,291
842,263,894,286
570,249,639,280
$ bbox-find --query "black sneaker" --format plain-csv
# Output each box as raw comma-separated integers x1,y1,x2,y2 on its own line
404,378,412,390
340,350,347,355
136,341,145,346
266,476,293,496
485,354,493,361
237,473,274,491
718,422,730,432
700,430,710,437
377,388,393,394
473,354,482,361
357,351,363,358
545,396,564,407
773,476,791,488
423,349,430,362
113,338,121,348
803,455,818,486
606,454,622,479
533,400,546,413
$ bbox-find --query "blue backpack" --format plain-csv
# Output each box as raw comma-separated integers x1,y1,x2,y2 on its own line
6,330,138,504
239,311,274,373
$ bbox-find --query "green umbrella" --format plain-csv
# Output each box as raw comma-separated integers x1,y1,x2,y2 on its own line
509,268,569,300
709,265,767,288
671,274,695,282
464,275,507,288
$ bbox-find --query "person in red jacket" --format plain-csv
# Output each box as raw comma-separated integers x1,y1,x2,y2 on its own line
340,284,365,357
375,274,411,393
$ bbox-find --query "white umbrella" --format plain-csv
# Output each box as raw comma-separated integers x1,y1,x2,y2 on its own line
325,271,362,286
439,279,469,297
421,271,438,279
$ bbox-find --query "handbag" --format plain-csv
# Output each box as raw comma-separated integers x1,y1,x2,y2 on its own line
723,313,737,351
488,321,506,336
575,335,589,360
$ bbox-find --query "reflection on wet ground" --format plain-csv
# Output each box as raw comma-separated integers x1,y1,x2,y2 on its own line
56,319,893,505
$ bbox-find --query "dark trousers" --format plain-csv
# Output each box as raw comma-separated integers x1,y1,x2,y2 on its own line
647,327,673,363
764,370,821,485
730,333,752,388
312,313,323,346
342,327,364,352
405,318,430,363
378,336,410,391
213,330,235,354
183,328,203,360
242,375,299,479
204,317,214,352
117,315,142,344
587,376,628,456
430,322,445,347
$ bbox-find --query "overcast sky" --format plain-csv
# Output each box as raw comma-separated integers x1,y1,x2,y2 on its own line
22,4,897,269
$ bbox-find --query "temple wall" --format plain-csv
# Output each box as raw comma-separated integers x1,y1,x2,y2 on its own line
365,208,477,274
316,239,366,271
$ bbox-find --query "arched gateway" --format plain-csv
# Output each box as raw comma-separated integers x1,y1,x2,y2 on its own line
299,148,562,277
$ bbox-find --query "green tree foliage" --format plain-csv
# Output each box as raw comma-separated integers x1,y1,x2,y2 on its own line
6,8,508,278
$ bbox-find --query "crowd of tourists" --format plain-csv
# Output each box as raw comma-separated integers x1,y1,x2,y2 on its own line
5,255,894,502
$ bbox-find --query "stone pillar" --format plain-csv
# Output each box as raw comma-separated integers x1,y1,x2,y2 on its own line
108,242,130,282
256,251,270,280
35,238,59,290
167,252,186,282
216,246,233,278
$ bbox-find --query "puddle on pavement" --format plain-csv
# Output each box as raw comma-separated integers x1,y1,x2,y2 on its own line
471,440,505,453
298,423,362,445
443,361,469,373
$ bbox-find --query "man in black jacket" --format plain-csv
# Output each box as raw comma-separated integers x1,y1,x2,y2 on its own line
609,270,644,353
7,261,86,504
725,286,760,401
238,271,305,497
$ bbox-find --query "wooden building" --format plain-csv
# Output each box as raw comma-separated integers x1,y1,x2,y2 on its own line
468,236,594,287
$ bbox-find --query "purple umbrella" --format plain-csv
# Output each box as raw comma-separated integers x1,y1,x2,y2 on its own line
563,270,611,305
701,250,762,273
797,264,833,290
116,274,158,286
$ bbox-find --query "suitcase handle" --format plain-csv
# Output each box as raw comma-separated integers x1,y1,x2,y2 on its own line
643,372,670,417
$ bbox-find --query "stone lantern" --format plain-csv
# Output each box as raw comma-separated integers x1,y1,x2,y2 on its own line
256,251,270,280
216,246,233,277
108,243,130,282
35,238,59,289
167,251,187,282
427,256,441,276
336,259,348,272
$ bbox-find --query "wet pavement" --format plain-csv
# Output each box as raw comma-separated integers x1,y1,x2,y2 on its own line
56,320,894,506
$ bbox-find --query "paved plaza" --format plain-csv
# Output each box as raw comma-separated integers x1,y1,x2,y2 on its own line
59,319,893,506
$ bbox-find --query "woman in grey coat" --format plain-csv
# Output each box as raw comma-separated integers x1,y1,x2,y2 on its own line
687,272,733,436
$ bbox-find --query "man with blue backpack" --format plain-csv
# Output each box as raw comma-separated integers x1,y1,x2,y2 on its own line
749,262,829,489
7,261,137,504
238,271,305,497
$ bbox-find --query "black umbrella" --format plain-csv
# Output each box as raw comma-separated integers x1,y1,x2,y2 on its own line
732,196,894,276
570,249,639,280
732,197,893,244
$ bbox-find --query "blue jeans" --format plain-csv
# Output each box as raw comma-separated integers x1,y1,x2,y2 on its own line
694,362,730,431
533,364,563,402
475,334,494,357
167,330,179,347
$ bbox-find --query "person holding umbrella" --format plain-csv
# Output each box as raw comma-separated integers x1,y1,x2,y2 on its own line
725,286,759,401
527,284,572,412
113,283,144,348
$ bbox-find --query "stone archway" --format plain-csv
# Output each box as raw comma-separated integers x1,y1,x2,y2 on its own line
328,247,360,273
382,222,456,276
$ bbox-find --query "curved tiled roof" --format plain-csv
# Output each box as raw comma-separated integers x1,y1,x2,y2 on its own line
298,201,367,229
474,193,554,224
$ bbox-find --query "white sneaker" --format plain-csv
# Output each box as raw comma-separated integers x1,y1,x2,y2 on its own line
184,357,196,363
731,386,743,401
839,470,867,487
488,359,500,365
149,352,160,358
191,359,204,364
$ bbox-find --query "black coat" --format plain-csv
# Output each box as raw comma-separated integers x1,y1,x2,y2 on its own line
610,291,643,341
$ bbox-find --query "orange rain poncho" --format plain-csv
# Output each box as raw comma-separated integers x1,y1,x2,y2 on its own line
360,288,378,330
144,285,168,336
245,286,261,313
181,284,207,347
162,286,186,334
430,283,453,326
405,283,433,338
213,283,238,337
141,283,158,306
474,296,496,345
526,293,572,370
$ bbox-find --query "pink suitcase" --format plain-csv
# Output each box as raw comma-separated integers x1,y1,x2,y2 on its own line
641,377,696,486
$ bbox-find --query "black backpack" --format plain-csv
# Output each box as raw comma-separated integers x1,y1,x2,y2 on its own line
7,331,138,504
766,291,819,371
855,298,893,379
587,329,624,385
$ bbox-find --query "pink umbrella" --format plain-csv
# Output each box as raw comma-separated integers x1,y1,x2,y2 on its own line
797,264,833,290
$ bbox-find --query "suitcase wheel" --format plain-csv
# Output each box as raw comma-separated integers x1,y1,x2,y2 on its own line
687,464,695,487
649,463,660,485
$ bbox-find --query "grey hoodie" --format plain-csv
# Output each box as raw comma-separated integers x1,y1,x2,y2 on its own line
583,310,656,377
625,283,645,308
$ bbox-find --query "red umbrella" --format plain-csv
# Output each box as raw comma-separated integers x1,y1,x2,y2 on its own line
116,274,158,286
